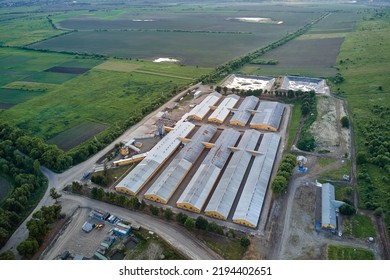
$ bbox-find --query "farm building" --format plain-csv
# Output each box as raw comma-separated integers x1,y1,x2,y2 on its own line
230,95,259,126
280,76,329,95
205,129,262,220
115,121,195,196
221,74,275,92
233,133,281,228
188,92,222,120
321,183,344,230
177,128,240,213
144,125,217,204
208,94,240,123
250,101,285,131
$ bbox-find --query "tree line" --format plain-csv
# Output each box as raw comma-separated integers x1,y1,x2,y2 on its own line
0,137,48,249
296,91,317,152
271,154,297,195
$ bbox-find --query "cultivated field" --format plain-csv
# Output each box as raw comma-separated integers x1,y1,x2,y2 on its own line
238,8,361,78
47,121,108,152
0,88,45,108
29,4,326,67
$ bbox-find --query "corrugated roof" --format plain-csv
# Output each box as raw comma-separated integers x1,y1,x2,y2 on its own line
321,183,344,229
115,121,195,195
205,129,261,219
250,101,285,130
188,92,221,120
208,94,240,123
177,128,240,212
144,125,217,203
281,76,327,94
233,133,281,228
230,95,259,125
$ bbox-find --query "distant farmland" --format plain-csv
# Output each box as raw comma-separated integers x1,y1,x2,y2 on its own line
31,5,325,67
238,9,360,78
240,37,344,77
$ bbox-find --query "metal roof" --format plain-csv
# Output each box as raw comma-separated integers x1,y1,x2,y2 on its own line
321,183,344,229
233,133,281,228
177,128,240,212
115,121,195,195
144,125,217,203
205,129,262,219
188,92,221,120
208,94,240,123
230,95,259,125
250,101,285,130
280,76,327,94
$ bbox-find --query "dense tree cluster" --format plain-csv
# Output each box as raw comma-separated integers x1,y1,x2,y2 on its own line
0,122,72,172
0,139,48,249
89,187,141,210
271,154,296,195
17,204,62,258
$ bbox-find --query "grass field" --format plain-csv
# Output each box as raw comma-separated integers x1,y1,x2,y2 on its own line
335,9,390,233
199,234,246,260
287,102,302,149
0,67,196,139
327,244,374,260
343,213,376,239
319,159,351,182
0,14,66,46
47,121,108,152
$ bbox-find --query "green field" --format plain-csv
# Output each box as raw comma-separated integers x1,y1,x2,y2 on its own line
0,14,67,46
343,214,376,239
47,121,108,152
327,244,374,260
0,88,46,108
0,47,210,142
335,9,390,233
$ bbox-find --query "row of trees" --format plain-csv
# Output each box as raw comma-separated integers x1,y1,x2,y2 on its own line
0,139,48,249
197,13,329,84
17,204,62,259
271,154,297,195
297,91,317,152
75,185,251,248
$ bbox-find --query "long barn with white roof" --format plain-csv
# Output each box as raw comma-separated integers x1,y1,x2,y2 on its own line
188,92,222,120
115,121,195,196
144,125,217,204
176,128,240,213
205,129,262,220
233,133,281,228
208,94,240,124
